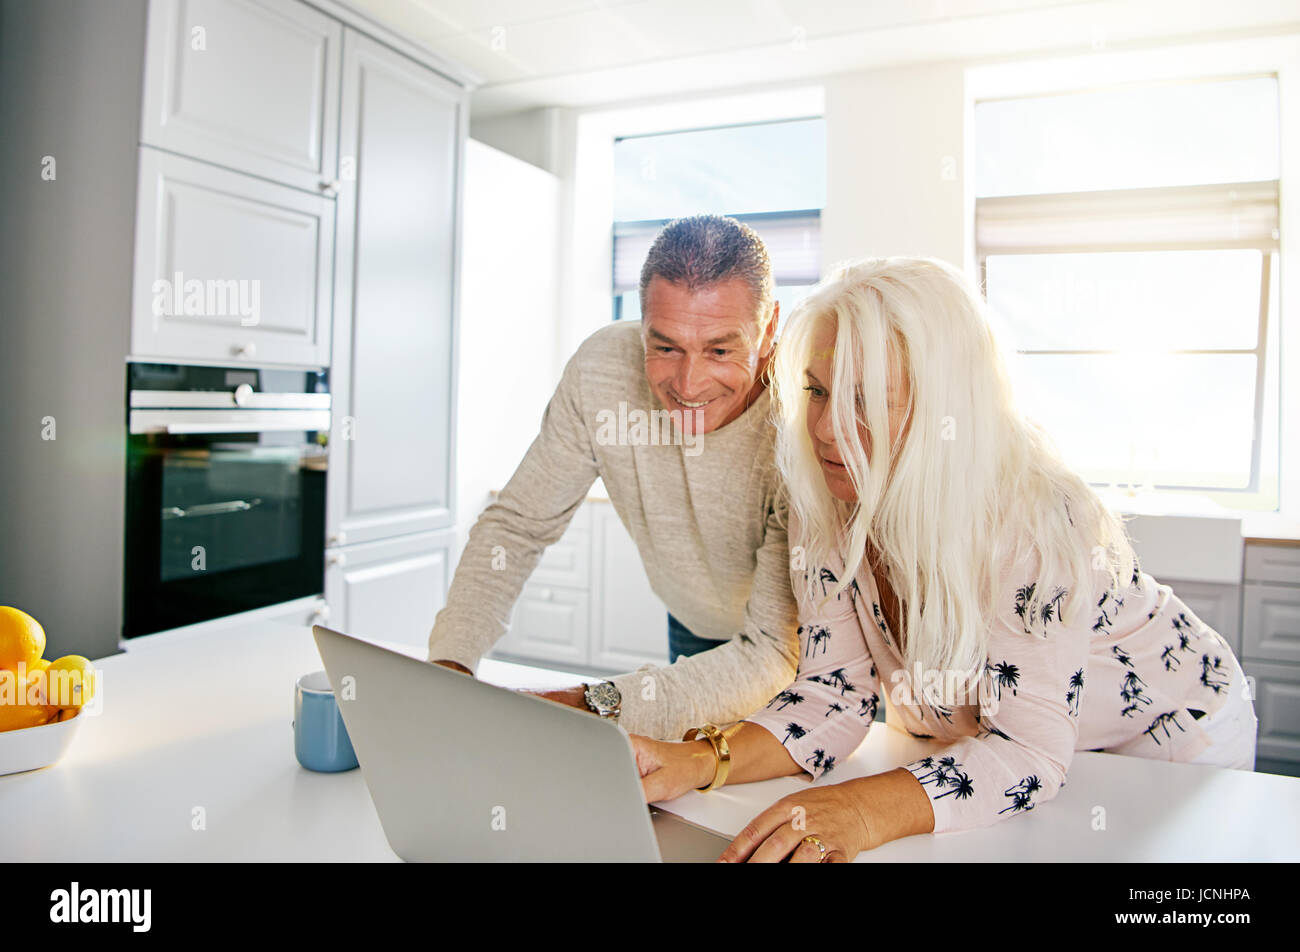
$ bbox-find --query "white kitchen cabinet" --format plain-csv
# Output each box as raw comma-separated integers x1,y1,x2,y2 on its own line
130,147,336,366
500,585,591,668
589,503,671,671
1241,543,1300,776
325,28,463,546
323,530,454,651
141,0,342,194
487,500,670,674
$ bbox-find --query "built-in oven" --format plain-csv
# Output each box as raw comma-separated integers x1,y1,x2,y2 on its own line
124,363,329,638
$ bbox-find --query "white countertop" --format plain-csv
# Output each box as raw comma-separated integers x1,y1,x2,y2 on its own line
2,619,1298,862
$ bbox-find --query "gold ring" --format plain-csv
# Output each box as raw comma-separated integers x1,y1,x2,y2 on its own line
800,834,828,862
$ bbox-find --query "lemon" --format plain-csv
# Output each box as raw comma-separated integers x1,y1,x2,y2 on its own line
47,655,96,709
0,666,55,732
0,607,46,672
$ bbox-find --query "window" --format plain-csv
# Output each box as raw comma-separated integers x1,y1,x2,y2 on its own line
975,76,1281,509
611,118,826,322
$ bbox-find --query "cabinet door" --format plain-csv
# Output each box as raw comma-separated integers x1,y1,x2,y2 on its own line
589,504,670,672
495,584,590,667
141,0,341,193
327,30,464,545
131,148,334,366
1242,582,1300,664
323,530,453,652
1240,659,1300,770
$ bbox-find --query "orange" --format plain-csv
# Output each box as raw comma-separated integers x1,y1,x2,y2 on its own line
0,607,46,672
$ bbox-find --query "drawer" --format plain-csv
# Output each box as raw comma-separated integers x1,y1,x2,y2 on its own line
532,529,590,589
141,0,342,193
1242,583,1300,664
1244,543,1300,586
497,585,590,667
1240,660,1300,766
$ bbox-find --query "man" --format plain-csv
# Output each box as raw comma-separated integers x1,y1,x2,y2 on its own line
427,214,798,739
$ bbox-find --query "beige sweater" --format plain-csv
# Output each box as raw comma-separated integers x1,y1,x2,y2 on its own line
427,320,799,738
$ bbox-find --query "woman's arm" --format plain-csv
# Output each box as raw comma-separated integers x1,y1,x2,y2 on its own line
632,720,805,802
720,767,936,863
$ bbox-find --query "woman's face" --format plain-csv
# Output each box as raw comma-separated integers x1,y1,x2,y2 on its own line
804,322,911,503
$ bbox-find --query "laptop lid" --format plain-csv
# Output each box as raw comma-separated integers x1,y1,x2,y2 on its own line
312,625,663,862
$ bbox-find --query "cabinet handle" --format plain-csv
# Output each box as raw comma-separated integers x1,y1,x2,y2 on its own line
537,588,553,601
328,532,346,546
327,552,346,567
319,179,340,197
311,604,331,625
233,342,257,359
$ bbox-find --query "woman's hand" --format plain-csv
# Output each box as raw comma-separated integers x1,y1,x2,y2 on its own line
720,779,874,863
628,734,716,803
720,768,934,863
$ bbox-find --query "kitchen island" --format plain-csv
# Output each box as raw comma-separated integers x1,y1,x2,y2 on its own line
1,618,1297,862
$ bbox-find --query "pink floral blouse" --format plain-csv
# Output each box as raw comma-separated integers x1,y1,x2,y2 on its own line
743,514,1240,835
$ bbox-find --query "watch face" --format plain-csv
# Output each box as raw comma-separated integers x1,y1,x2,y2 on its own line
587,681,620,714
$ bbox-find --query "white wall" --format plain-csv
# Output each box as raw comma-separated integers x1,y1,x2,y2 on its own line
455,139,563,558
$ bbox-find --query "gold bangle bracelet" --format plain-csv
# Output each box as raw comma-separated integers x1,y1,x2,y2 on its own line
682,724,731,792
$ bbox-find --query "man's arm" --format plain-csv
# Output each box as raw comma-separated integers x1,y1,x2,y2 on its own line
427,350,599,672
607,492,801,739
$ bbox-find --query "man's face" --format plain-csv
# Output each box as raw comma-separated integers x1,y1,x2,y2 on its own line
642,275,776,435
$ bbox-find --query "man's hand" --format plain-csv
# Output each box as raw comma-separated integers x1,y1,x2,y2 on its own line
432,659,472,675
526,685,589,711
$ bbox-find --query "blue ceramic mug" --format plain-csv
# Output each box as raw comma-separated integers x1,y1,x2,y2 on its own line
293,670,358,772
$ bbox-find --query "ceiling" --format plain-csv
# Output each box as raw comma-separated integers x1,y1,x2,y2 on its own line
341,0,1300,116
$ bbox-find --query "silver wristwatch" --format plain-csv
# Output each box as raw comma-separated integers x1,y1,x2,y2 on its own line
582,681,622,720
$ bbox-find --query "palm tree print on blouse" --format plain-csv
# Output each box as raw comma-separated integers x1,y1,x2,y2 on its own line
857,694,878,721
975,715,1013,742
1199,654,1230,694
1160,622,1199,672
782,722,807,746
872,602,889,638
910,756,976,801
848,577,861,603
806,748,826,770
1093,588,1124,634
998,775,1043,814
1119,669,1153,718
826,701,845,717
1142,710,1186,746
816,667,855,696
1014,582,1068,635
1066,668,1085,717
804,624,831,657
769,689,805,711
987,660,1021,700
816,567,838,597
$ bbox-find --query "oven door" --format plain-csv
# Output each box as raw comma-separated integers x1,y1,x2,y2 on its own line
124,410,328,638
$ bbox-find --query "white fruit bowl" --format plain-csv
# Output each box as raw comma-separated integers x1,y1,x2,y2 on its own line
0,712,83,776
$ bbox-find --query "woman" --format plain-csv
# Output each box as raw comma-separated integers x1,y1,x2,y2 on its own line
630,257,1258,863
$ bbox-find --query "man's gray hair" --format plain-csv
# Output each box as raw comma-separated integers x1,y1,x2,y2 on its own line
638,214,775,329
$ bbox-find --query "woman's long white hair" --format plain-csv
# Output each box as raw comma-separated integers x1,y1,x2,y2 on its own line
773,256,1137,687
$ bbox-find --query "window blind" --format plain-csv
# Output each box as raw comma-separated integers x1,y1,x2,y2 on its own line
976,181,1279,256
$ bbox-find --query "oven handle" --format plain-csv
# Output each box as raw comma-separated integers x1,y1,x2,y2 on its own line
130,409,330,435
161,498,263,520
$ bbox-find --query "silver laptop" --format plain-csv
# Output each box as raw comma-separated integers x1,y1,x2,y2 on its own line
313,625,732,862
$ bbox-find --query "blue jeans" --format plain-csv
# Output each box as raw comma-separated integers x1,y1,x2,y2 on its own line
668,613,723,663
